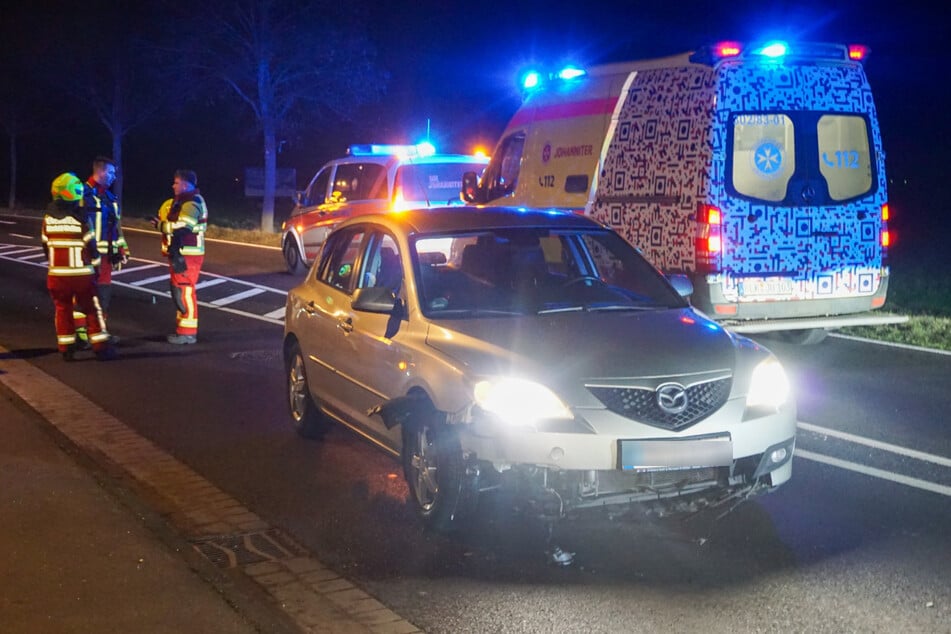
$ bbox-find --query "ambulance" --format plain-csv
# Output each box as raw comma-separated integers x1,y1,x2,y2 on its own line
463,41,906,342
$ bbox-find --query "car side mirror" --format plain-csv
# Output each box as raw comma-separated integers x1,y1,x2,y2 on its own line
461,171,482,204
667,274,694,298
352,286,399,314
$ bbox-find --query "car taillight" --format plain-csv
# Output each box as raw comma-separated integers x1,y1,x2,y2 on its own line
695,203,723,274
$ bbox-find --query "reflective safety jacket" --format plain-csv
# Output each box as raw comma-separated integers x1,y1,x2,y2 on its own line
81,179,129,258
42,204,101,276
157,190,208,257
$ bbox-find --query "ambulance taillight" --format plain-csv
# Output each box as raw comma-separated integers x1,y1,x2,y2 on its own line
695,203,723,274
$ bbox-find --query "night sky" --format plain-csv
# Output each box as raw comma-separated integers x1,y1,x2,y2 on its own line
3,0,949,258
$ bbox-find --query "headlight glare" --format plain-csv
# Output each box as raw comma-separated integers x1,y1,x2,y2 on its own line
746,356,791,410
473,378,573,425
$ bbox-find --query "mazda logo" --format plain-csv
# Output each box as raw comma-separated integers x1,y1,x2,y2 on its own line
656,383,688,415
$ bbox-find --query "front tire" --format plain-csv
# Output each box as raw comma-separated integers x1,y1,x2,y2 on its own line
286,342,327,438
402,412,478,533
283,238,307,275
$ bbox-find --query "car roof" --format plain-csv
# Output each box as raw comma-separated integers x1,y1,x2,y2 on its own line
337,206,604,235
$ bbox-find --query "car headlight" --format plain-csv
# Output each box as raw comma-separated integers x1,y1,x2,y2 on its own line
746,356,791,410
473,378,573,426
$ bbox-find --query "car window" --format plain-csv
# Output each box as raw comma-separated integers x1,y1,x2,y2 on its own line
481,133,526,201
394,162,488,206
317,227,366,292
331,163,388,202
413,227,685,317
360,232,403,294
304,167,331,206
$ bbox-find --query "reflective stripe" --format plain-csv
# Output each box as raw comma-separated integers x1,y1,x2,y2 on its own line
57,334,76,345
48,266,95,276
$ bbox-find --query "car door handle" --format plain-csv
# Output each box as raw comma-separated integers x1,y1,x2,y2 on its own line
303,300,318,315
337,316,353,333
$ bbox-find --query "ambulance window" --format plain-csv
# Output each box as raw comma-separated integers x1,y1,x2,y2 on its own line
817,115,873,201
484,132,526,200
731,114,795,202
332,163,388,202
305,168,331,206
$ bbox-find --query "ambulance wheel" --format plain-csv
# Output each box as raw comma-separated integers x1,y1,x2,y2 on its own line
283,239,306,275
286,342,327,438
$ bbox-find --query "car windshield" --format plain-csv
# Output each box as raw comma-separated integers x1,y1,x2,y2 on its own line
412,227,686,318
394,162,486,206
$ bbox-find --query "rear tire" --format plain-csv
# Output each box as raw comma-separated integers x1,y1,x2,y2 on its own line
286,342,327,438
283,238,307,275
402,410,478,533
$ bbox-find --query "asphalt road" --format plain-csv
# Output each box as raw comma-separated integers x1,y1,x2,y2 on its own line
2,213,949,633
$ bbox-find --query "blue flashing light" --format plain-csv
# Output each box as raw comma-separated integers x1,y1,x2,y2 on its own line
755,41,788,58
416,141,436,157
521,70,542,90
557,66,586,80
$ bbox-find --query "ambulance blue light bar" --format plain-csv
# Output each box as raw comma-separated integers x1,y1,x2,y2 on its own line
692,41,866,65
348,143,436,157
520,65,586,92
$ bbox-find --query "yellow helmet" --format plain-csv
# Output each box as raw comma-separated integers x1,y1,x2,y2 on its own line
51,172,84,202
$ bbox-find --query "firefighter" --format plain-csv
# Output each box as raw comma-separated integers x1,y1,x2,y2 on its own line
75,156,129,346
152,169,207,344
42,173,118,361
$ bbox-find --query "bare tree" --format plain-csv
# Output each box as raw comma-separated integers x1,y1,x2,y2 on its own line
185,0,386,231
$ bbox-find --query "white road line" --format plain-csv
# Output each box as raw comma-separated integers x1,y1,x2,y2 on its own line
263,307,286,319
10,233,35,240
18,252,48,261
195,278,228,290
122,226,281,250
112,263,162,276
0,244,20,250
796,449,951,497
131,274,173,286
0,219,15,224
211,288,265,306
798,421,951,468
1,246,42,256
830,333,951,357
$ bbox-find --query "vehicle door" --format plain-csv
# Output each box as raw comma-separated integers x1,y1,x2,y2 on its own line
298,166,335,260
329,228,408,452
294,225,370,421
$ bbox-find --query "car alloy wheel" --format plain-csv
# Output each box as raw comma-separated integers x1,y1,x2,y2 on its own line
283,239,306,275
286,343,325,438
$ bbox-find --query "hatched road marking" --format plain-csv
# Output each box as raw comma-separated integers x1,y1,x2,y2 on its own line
0,243,289,326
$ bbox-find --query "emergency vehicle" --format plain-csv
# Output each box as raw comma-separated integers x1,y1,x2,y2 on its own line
463,41,906,342
282,143,488,273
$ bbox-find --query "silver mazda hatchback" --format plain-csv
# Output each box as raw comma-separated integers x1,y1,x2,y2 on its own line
283,207,796,532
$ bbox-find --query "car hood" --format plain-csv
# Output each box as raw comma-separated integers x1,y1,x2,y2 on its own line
425,308,737,390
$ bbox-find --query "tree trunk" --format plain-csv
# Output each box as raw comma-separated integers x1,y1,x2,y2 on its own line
261,127,276,233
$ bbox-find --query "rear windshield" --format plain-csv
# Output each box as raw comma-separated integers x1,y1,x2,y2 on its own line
730,112,874,205
394,162,486,206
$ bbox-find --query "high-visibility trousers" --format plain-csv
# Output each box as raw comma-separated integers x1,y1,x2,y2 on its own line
47,274,109,352
170,255,203,336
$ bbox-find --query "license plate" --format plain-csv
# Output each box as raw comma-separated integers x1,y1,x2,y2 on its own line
618,435,733,471
738,277,795,297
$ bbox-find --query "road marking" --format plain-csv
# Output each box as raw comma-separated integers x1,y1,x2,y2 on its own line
10,233,35,240
263,307,287,319
1,245,42,256
830,333,951,357
131,273,173,286
0,219,14,224
112,262,162,275
212,287,266,306
195,278,228,290
123,225,281,250
798,421,951,467
796,449,951,497
18,252,48,261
